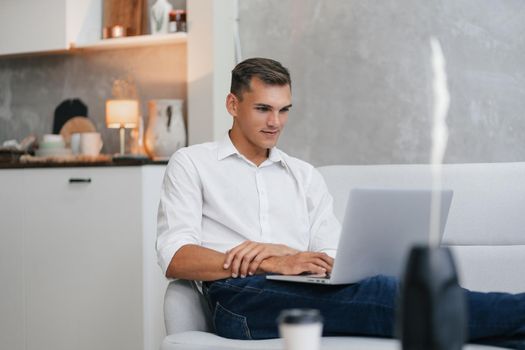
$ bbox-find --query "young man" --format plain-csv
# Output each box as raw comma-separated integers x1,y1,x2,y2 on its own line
157,58,525,347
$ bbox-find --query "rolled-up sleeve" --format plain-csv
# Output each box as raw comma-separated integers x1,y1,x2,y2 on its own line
306,168,341,258
156,149,203,276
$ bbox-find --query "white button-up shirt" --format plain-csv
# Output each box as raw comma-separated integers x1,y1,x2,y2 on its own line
156,135,341,275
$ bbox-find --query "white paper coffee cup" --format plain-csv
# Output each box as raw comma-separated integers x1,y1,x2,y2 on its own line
278,309,323,350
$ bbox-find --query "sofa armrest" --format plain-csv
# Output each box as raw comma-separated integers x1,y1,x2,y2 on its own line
164,280,213,335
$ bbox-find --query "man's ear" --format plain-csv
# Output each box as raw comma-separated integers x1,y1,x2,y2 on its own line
226,93,238,117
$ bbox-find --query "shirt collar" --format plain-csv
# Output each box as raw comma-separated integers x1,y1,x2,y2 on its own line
217,133,239,160
217,132,287,169
268,147,285,165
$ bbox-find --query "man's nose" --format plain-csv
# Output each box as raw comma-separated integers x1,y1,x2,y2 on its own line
267,112,280,127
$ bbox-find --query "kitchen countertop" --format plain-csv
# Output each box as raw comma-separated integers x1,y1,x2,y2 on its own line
0,158,168,169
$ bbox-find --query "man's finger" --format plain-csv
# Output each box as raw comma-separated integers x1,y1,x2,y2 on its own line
223,241,251,269
223,244,243,268
247,250,272,275
306,262,326,276
303,252,334,267
239,245,265,277
230,242,258,277
313,257,332,273
318,253,334,266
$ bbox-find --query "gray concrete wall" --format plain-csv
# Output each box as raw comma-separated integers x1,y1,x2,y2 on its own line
238,0,525,166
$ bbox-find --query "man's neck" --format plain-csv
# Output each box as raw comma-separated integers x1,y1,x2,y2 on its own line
228,130,269,167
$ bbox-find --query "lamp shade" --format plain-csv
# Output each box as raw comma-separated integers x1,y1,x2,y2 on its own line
106,100,139,128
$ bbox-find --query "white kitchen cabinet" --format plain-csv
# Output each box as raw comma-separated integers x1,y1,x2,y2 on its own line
0,0,101,55
0,165,167,350
0,170,26,350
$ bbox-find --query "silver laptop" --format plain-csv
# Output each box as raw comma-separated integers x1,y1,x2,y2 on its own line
266,188,453,285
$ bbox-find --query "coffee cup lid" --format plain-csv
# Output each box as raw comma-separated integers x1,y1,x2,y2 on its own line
277,309,323,324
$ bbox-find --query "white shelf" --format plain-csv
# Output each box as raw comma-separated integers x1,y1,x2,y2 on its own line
71,32,187,51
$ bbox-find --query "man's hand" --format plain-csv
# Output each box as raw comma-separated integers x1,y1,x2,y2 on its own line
223,241,299,278
260,252,334,276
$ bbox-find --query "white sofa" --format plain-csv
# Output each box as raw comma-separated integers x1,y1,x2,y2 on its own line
161,163,525,350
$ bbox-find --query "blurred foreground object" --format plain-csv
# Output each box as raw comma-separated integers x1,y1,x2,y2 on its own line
398,246,466,350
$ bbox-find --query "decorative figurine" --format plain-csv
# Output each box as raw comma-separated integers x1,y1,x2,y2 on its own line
150,0,173,34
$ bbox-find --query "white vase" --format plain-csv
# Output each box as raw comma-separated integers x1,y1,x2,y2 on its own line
145,99,186,160
150,0,172,34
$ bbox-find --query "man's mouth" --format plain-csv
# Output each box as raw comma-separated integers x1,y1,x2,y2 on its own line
261,130,279,135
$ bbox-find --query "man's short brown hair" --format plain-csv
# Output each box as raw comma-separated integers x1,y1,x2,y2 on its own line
230,58,291,100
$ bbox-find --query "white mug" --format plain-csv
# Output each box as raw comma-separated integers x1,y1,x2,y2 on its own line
71,133,81,154
76,132,103,156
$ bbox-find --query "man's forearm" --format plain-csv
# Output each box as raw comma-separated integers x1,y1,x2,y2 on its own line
166,244,334,281
166,243,297,281
166,244,232,281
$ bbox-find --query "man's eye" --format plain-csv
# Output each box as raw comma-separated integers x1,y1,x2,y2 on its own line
256,106,270,112
280,108,290,113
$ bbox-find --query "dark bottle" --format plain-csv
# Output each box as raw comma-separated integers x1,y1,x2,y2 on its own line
397,245,467,350
168,9,187,33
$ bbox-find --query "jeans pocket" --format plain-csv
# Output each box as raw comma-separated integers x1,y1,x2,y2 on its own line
213,302,252,340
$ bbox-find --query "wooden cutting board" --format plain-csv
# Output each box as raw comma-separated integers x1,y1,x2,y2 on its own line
59,117,97,146
103,0,147,36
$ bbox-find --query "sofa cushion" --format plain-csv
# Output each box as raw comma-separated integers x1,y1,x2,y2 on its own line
450,245,525,293
161,331,504,350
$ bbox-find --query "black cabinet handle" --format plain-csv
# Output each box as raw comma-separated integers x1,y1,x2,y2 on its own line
69,178,92,183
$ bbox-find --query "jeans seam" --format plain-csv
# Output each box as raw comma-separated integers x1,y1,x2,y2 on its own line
211,281,263,294
262,287,395,310
213,302,253,340
469,323,520,329
213,281,394,309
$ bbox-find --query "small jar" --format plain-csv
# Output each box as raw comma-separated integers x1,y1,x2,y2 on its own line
168,9,187,33
177,10,187,32
168,11,178,33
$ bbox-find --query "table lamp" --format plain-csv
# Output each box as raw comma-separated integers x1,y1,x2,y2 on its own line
106,99,139,157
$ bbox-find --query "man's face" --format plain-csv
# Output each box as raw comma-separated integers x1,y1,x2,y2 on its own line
227,77,292,155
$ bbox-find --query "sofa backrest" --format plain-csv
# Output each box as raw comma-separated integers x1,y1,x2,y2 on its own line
317,162,525,293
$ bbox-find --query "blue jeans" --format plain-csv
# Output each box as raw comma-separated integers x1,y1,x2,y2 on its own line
203,275,525,349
